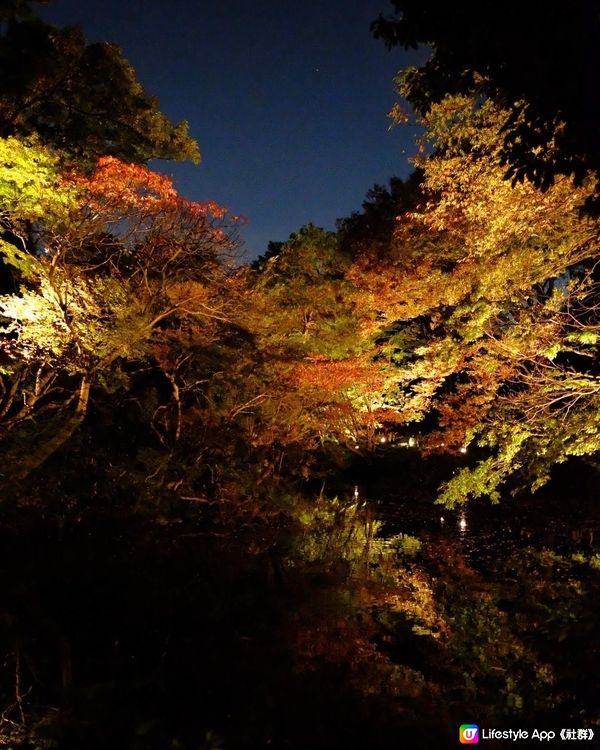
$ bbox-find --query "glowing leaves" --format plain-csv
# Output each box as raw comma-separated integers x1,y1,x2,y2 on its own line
0,238,144,370
342,93,600,498
67,156,243,275
0,142,242,408
76,155,178,208
290,355,384,396
74,156,231,225
0,136,77,224
437,426,533,507
411,96,595,272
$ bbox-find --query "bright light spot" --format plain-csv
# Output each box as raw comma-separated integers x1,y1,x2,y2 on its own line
459,446,468,454
354,444,360,449
459,514,467,532
380,436,387,443
354,486,359,499
440,516,445,524
408,436,416,447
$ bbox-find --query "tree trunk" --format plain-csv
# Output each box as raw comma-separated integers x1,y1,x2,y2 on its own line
13,375,91,482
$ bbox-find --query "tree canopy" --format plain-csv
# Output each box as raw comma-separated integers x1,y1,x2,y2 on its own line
372,0,600,211
1,8,600,750
0,9,199,166
0,1,599,512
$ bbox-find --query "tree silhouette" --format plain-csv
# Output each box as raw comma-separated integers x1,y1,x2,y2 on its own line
372,0,600,211
0,8,199,166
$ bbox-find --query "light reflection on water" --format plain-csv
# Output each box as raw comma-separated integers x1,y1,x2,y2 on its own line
361,490,599,568
352,479,600,567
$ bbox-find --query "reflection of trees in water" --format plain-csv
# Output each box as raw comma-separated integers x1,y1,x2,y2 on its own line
0,492,598,749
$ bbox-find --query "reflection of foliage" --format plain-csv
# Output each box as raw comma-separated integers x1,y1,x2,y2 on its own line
274,495,599,731
407,541,598,723
1,482,598,748
283,495,433,705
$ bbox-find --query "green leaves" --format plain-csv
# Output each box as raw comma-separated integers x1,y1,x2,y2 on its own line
0,136,77,223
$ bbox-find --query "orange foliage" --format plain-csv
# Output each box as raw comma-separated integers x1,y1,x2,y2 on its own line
289,355,385,394
71,156,235,223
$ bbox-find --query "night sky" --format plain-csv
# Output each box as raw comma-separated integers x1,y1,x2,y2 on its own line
41,0,424,260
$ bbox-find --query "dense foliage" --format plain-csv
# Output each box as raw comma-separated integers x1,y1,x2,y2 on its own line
2,69,600,508
0,4,599,748
371,0,600,213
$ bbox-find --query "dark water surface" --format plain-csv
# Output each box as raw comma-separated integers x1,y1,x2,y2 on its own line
1,459,599,749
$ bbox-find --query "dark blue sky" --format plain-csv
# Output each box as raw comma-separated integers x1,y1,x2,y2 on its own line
41,0,423,259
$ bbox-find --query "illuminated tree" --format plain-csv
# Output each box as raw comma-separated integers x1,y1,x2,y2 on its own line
247,224,393,452
372,0,600,212
360,94,600,503
0,145,239,485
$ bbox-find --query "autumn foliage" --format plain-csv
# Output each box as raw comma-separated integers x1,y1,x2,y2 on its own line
0,34,599,512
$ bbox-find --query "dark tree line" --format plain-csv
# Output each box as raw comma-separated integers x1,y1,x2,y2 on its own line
372,0,600,211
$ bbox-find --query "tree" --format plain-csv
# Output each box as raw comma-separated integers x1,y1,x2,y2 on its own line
343,94,600,502
251,224,352,353
250,241,284,273
0,146,239,487
372,0,600,211
0,11,199,166
337,171,423,259
246,224,392,452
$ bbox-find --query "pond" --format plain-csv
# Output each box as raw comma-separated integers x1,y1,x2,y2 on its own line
0,459,598,749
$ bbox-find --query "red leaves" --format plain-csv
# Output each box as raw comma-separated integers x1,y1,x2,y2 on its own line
71,156,235,224
86,156,177,205
290,355,384,395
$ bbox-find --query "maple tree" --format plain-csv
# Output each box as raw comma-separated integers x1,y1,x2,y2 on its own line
0,144,241,488
0,7,598,511
247,224,395,454
7,91,593,507
340,94,600,504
